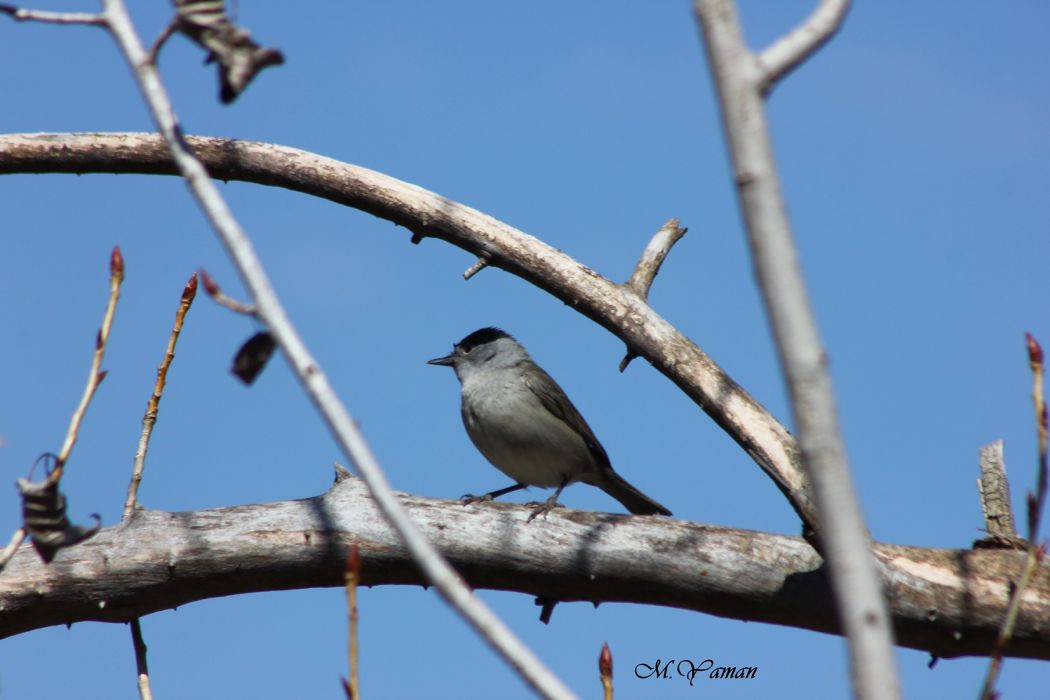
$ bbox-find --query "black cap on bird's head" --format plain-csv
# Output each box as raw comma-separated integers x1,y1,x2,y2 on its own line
456,327,512,351
427,327,514,367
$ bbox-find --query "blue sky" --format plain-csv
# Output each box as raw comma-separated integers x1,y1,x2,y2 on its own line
2,1,1049,698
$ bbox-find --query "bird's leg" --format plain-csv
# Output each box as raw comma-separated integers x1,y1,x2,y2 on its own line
461,482,526,505
527,477,570,522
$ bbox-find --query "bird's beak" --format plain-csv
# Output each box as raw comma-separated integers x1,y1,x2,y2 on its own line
427,352,456,367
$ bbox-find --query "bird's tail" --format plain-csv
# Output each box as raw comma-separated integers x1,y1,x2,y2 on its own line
595,469,671,516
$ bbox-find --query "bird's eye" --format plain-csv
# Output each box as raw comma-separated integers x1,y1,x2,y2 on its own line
460,345,472,355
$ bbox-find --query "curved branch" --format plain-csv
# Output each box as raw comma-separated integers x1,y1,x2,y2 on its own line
756,0,851,92
1,478,1048,661
0,131,817,535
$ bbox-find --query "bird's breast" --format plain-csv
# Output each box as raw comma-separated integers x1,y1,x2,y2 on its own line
458,369,592,488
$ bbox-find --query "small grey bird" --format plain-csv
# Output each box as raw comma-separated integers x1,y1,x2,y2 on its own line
428,327,671,519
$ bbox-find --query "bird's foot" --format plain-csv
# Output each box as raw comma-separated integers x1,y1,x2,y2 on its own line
460,493,493,505
526,494,562,522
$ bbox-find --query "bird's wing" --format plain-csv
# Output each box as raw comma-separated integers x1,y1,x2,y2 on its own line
523,367,613,469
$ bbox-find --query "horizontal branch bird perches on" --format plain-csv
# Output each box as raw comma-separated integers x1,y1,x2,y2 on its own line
0,477,1046,661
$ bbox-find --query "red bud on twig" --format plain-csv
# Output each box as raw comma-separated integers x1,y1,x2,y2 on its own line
110,245,124,281
200,269,220,298
599,641,613,700
1027,332,1043,368
1027,492,1038,536
183,272,199,302
599,642,612,677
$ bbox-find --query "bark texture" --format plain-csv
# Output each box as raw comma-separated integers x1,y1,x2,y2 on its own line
1,478,1047,660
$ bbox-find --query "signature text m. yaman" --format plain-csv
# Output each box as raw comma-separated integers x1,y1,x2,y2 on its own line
635,658,758,686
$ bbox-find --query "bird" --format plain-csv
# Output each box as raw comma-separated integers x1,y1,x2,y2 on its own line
427,327,671,520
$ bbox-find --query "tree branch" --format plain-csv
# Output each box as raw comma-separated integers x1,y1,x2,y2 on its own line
976,440,1020,546
129,618,154,700
50,245,124,483
0,5,105,25
694,1,895,697
0,528,26,571
97,2,574,695
0,478,1047,660
755,0,851,92
123,272,197,520
621,219,688,371
0,131,818,535
624,218,688,299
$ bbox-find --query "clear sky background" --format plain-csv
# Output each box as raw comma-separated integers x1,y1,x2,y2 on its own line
2,1,1049,698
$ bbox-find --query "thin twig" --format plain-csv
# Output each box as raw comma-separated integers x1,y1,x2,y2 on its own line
462,257,489,280
123,273,198,520
694,2,898,698
49,246,124,484
979,334,1050,700
537,598,557,624
200,269,257,316
0,527,26,572
978,547,1045,700
99,2,574,697
130,618,154,700
146,17,178,65
625,219,687,298
756,0,851,92
1027,333,1049,538
0,5,106,25
342,544,361,700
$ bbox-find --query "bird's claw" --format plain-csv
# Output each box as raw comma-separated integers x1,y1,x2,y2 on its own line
460,493,493,505
526,495,562,522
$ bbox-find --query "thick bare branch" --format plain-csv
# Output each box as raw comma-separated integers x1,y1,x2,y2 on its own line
694,0,896,697
0,131,818,534
0,479,1047,661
